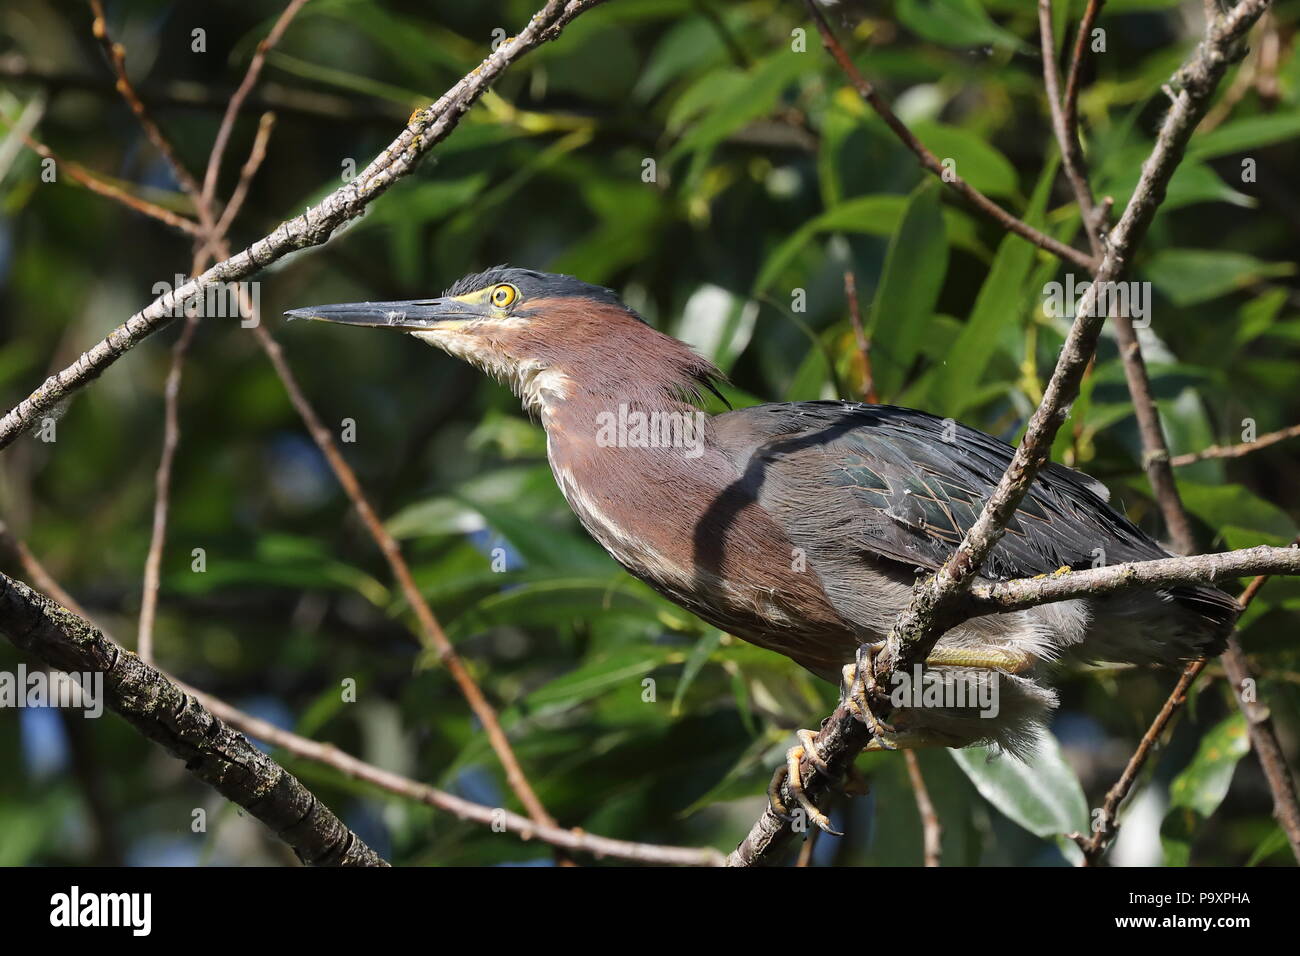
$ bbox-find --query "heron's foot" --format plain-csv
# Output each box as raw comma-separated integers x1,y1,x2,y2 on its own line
766,729,843,836
842,643,897,739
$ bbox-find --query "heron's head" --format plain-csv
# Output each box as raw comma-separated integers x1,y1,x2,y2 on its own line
285,266,723,414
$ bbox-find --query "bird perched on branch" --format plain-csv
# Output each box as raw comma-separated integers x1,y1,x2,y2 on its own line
287,267,1236,828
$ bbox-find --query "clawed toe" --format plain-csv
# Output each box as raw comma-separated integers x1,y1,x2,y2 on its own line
766,732,843,836
841,644,897,739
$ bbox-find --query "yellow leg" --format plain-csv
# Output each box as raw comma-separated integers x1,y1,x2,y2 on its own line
921,645,1034,674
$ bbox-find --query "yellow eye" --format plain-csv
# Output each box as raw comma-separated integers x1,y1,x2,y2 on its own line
490,284,518,308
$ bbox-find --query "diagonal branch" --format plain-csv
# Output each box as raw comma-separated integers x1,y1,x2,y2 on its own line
0,571,388,866
1105,206,1300,864
138,6,297,669
731,0,1275,868
0,540,723,867
211,112,277,245
249,318,560,828
881,0,1272,678
803,0,1097,271
0,0,608,451
189,685,725,866
1072,659,1207,863
9,0,606,843
0,126,201,237
86,0,213,233
201,0,311,210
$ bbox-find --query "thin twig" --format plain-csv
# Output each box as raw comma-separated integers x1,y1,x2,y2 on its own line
1112,294,1300,861
201,0,311,210
0,53,407,127
0,520,86,613
1062,0,1105,152
1039,0,1103,257
1072,535,1299,864
803,0,1097,271
1170,422,1300,467
140,16,290,668
86,0,212,232
843,270,878,403
1095,3,1298,863
1070,660,1207,862
1220,640,1300,859
38,0,595,838
188,684,725,865
1113,317,1198,555
212,112,277,243
0,0,610,450
969,544,1300,612
1,128,201,236
136,301,200,665
795,827,820,866
904,750,942,867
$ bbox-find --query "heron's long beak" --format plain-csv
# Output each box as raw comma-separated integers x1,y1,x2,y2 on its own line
283,297,487,330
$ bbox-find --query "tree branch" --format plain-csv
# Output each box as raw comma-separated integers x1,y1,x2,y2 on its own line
904,751,942,867
10,0,586,847
211,111,277,246
248,318,562,829
1071,536,1298,863
1039,0,1104,257
0,538,723,867
968,544,1298,612
730,0,1274,868
1170,421,1300,466
1062,0,1106,164
0,53,407,128
1072,659,1207,862
0,126,201,236
200,0,310,210
0,571,388,866
803,0,1097,271
189,684,725,866
882,0,1272,677
86,0,213,234
0,0,608,451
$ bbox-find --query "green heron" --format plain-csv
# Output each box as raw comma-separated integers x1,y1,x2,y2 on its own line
287,267,1236,828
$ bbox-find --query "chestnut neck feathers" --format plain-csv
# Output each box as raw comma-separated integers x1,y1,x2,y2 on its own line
519,298,724,414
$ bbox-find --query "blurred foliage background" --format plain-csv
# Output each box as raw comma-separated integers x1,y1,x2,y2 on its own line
1,0,1298,866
